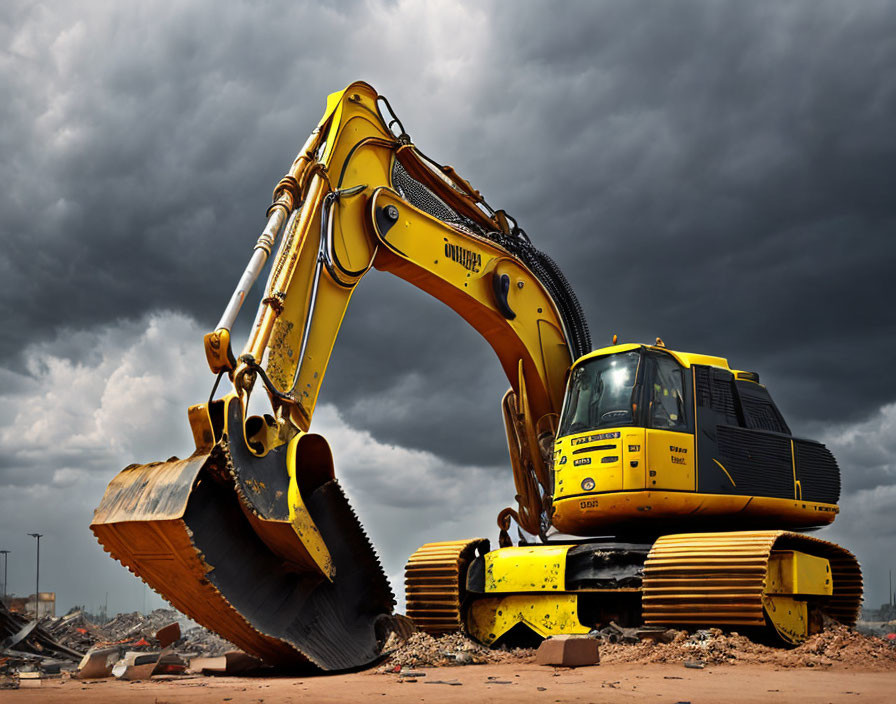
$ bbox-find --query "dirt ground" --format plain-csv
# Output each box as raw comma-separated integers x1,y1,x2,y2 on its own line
5,625,895,702
6,661,896,703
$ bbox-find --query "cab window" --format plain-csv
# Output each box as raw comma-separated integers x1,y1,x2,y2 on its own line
558,350,641,437
647,355,688,432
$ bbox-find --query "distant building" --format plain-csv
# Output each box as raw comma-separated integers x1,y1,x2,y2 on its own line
7,592,55,619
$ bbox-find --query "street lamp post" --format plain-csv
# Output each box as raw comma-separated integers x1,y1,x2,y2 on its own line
0,550,9,605
27,534,42,620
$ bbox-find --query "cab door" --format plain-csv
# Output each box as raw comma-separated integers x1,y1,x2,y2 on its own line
643,353,695,492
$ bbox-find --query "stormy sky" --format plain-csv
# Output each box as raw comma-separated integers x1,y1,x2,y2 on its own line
1,0,895,618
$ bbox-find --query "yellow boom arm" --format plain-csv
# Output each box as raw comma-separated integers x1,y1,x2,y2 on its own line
205,81,590,536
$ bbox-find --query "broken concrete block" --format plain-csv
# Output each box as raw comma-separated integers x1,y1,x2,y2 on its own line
535,635,600,667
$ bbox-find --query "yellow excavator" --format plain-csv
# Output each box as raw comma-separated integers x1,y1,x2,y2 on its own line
92,82,862,671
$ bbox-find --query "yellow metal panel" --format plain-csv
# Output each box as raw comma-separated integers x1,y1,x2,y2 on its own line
572,343,642,367
537,319,569,413
574,344,731,371
766,551,832,596
329,144,385,269
187,402,215,453
466,594,589,646
622,428,646,491
261,89,392,425
762,595,809,645
483,545,572,593
369,186,572,420
646,429,695,491
203,328,233,375
553,428,624,499
286,433,335,580
320,82,379,164
551,490,839,536
661,348,730,370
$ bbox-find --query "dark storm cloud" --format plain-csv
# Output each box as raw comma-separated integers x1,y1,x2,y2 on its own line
466,0,896,428
3,1,895,461
0,0,361,356
3,0,896,610
323,0,896,458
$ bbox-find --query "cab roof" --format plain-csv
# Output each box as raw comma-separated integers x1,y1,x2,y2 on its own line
572,343,731,371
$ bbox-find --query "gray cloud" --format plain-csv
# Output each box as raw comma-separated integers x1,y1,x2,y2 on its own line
819,404,896,494
0,311,512,613
3,1,895,445
2,0,896,611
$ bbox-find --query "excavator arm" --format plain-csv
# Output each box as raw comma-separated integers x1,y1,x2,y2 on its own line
204,81,589,536
91,82,590,671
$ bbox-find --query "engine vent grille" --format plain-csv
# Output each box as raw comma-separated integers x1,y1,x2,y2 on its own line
717,425,794,499
794,440,841,504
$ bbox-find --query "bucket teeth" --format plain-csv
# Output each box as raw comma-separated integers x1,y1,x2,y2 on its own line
92,435,394,671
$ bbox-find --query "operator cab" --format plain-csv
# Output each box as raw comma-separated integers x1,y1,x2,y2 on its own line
558,347,692,437
551,343,841,536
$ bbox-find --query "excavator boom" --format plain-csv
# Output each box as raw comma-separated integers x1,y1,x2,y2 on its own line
92,82,590,669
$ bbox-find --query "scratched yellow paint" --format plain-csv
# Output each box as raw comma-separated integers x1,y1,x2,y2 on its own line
483,545,572,592
466,594,589,645
286,432,335,580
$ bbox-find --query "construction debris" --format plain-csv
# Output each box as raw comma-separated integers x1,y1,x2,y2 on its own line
378,631,536,670
39,608,186,652
16,671,43,688
592,621,676,644
42,610,102,651
6,594,895,687
179,623,237,657
1,602,240,683
108,650,187,680
377,622,896,673
155,622,181,648
187,650,267,675
599,625,896,669
75,647,119,679
0,600,85,673
112,651,164,680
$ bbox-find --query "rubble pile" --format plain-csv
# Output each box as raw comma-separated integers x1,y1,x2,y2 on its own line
379,631,535,670
178,624,237,657
0,601,85,676
599,625,896,669
379,621,896,673
32,608,200,653
101,609,182,641
7,594,895,687
46,608,235,654
1,601,242,686
44,611,106,651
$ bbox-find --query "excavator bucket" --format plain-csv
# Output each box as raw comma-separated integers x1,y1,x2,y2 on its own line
91,396,395,671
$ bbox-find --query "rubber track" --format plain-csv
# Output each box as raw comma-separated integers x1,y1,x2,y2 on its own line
405,539,488,634
642,530,862,628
